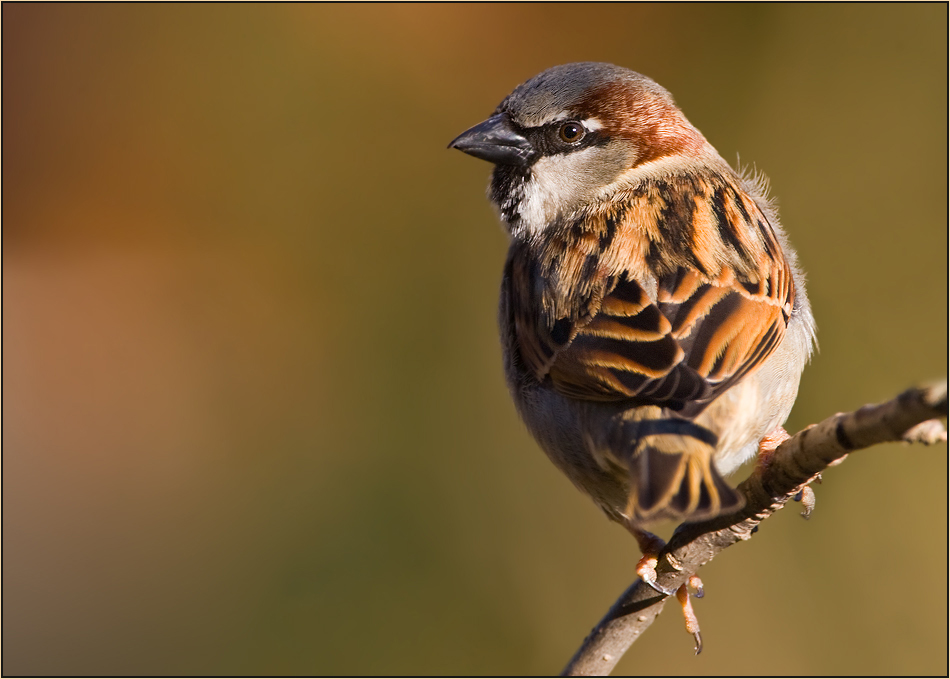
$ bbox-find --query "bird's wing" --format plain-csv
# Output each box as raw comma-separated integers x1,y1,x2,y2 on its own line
507,187,795,411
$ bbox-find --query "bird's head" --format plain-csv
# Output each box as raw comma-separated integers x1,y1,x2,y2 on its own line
450,62,717,239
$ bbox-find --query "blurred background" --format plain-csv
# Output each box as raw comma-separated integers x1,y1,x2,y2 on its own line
3,4,947,676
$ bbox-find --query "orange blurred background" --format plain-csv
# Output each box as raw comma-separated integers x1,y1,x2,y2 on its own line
3,4,946,675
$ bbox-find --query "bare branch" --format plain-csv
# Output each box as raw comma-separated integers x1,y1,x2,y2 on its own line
561,381,948,677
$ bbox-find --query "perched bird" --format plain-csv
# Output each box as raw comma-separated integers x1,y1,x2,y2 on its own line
450,62,816,651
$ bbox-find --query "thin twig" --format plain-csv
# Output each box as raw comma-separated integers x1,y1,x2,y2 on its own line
561,381,948,677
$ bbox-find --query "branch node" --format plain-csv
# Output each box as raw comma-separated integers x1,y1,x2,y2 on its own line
902,419,947,445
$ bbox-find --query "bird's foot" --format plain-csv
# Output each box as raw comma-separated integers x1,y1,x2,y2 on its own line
793,473,821,519
756,427,822,518
628,525,705,654
630,529,676,596
756,426,791,472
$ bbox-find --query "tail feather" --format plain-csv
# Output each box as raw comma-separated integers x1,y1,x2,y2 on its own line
627,445,744,524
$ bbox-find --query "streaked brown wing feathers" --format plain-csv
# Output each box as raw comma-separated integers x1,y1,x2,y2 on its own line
507,174,795,409
543,265,790,406
546,275,706,403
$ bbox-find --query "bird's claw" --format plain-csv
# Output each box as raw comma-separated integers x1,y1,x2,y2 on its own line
692,631,703,655
636,554,678,597
793,474,820,518
688,574,704,598
676,583,703,655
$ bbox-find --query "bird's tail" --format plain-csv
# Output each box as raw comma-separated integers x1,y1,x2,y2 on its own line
621,418,745,524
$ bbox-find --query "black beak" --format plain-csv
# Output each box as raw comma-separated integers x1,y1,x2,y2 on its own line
448,113,535,166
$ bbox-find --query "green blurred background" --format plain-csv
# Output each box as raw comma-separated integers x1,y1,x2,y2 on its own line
3,4,947,676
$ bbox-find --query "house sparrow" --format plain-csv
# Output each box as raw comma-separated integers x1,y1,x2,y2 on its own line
450,62,816,650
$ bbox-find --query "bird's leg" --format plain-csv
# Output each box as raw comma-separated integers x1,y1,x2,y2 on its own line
676,581,703,655
626,524,705,653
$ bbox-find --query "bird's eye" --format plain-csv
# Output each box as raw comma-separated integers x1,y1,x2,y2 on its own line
558,121,585,144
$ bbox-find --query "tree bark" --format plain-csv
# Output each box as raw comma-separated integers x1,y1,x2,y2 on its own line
561,381,948,677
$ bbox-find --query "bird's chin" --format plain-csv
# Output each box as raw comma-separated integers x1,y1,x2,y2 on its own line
489,164,530,229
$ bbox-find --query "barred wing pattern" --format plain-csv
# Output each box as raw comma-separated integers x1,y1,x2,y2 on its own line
510,177,795,412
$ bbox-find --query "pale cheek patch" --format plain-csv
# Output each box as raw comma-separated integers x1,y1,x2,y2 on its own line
517,148,605,235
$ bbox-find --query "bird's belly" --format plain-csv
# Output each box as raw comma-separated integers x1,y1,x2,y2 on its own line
511,377,632,521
